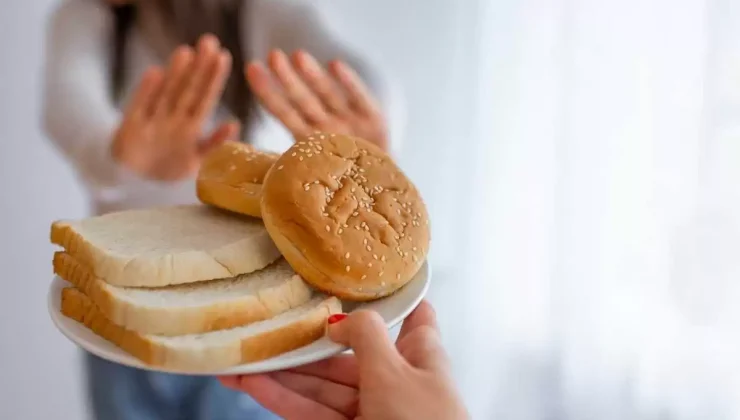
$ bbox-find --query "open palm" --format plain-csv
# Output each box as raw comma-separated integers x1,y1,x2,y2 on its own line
246,49,388,151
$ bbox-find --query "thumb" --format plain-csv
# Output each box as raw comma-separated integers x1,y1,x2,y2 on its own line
198,121,240,155
328,310,403,369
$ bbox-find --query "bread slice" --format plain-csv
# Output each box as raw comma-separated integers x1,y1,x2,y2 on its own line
50,205,281,287
53,252,314,336
61,287,342,372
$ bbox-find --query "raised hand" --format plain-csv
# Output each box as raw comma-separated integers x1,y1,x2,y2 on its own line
246,50,389,151
219,301,469,420
111,34,239,181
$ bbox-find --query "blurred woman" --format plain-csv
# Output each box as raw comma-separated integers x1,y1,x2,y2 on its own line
41,0,405,418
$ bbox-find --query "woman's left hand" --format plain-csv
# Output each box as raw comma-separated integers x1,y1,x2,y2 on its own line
246,49,389,151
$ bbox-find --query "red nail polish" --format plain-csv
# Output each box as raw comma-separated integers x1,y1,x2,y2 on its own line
328,313,347,324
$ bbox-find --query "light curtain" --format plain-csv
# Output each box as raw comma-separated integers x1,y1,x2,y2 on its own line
454,0,740,419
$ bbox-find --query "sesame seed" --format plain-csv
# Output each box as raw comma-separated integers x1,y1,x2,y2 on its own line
345,265,350,272
278,165,284,170
325,225,330,232
397,273,401,280
292,152,297,156
363,238,368,245
381,255,386,262
345,252,350,258
299,156,304,161
361,274,367,280
413,255,418,262
373,254,378,260
379,271,384,276
381,281,386,286
366,246,371,251
307,153,313,157
229,165,236,170
367,262,372,267
413,247,418,251
338,228,343,234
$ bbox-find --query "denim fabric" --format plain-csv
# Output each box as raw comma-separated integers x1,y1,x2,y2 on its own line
83,352,281,420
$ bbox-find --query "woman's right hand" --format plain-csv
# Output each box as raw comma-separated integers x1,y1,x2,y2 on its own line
220,300,470,420
111,34,238,181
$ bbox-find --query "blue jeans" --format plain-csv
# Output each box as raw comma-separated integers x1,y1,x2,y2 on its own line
83,352,280,420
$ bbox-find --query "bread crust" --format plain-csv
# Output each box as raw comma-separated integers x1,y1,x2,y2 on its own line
60,287,342,372
261,133,431,301
50,205,282,287
54,252,313,336
196,141,279,218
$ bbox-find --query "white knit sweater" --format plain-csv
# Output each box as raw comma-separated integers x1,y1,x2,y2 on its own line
42,0,405,215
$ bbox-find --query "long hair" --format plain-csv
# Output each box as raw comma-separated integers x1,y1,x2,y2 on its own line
111,0,255,142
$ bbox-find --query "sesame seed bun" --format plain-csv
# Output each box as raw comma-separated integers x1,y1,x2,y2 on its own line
261,133,431,301
196,141,279,218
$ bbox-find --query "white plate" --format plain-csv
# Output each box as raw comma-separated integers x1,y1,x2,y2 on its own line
48,262,430,376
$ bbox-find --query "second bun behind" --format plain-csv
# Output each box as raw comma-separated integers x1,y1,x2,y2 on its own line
261,133,431,301
196,141,278,218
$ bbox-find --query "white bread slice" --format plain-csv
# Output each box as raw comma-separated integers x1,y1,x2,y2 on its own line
54,252,314,336
50,205,281,287
61,287,342,371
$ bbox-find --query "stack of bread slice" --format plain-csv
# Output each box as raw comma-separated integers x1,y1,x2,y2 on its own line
51,205,341,371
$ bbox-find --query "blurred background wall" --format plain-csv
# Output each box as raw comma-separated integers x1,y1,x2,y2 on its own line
3,0,740,419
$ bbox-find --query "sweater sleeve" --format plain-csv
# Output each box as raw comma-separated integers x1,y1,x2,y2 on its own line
246,0,407,157
41,0,142,197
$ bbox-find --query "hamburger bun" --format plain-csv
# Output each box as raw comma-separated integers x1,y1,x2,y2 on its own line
196,141,279,218
261,132,430,301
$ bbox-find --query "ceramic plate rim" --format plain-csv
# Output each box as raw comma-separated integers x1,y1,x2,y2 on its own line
48,261,431,376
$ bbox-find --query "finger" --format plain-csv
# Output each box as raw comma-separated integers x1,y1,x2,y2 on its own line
225,374,346,420
218,375,239,389
123,67,165,119
288,354,359,387
328,310,404,371
397,299,439,342
175,34,221,115
198,121,240,155
154,46,195,116
190,49,232,119
245,61,311,135
292,50,350,116
268,49,329,123
327,60,381,117
396,325,450,373
271,371,358,416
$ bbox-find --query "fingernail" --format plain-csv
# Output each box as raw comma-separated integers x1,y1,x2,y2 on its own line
328,313,347,324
